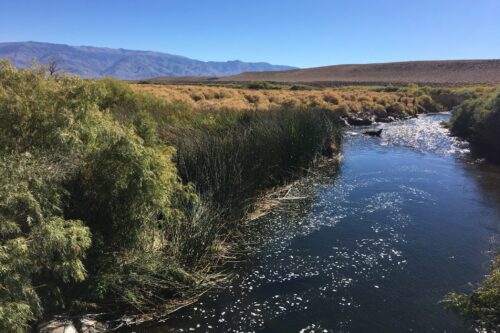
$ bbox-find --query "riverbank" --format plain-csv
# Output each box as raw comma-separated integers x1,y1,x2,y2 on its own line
443,87,500,331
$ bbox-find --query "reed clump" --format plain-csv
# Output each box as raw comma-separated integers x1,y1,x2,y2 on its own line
165,108,342,220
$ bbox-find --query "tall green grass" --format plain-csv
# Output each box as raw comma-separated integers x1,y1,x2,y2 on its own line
166,108,342,220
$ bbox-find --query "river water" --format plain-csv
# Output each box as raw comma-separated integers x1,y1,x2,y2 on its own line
128,113,500,333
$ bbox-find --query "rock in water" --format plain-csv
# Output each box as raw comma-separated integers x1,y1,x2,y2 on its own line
38,316,108,333
38,319,77,333
363,129,383,137
76,317,108,333
347,116,373,126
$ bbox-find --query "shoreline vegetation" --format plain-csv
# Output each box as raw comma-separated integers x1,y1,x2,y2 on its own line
443,86,500,331
443,255,500,331
0,60,498,332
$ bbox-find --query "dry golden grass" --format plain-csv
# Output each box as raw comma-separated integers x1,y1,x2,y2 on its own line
130,84,425,118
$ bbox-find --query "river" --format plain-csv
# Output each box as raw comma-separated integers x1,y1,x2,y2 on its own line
126,113,500,333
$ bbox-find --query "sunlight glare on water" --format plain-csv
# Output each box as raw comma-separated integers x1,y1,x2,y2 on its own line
377,113,470,156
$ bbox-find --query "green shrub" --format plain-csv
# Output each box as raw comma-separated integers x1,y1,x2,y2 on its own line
246,81,270,90
369,85,401,93
0,154,92,333
0,61,197,330
443,255,500,331
96,77,191,128
0,62,97,331
290,84,313,91
430,87,479,110
450,89,500,162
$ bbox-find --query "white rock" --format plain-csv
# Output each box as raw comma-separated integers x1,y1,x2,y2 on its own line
77,317,108,333
38,319,77,333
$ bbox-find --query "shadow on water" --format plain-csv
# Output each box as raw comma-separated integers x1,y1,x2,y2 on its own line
463,162,500,221
123,113,500,333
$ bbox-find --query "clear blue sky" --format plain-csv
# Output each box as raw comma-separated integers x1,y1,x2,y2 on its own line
1,0,499,68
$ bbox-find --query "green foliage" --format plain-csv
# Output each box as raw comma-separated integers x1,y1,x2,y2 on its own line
443,255,500,331
0,154,91,332
0,61,98,332
290,84,313,91
0,61,198,330
243,81,309,90
245,81,271,90
450,88,500,162
428,87,477,110
133,111,159,145
96,77,191,128
369,85,403,93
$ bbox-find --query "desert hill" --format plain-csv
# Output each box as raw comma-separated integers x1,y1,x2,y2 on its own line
219,60,500,85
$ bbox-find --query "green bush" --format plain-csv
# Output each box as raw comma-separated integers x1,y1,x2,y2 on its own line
369,85,402,93
430,87,478,110
450,89,500,162
246,81,271,90
0,61,198,330
443,255,500,331
0,154,92,332
0,62,98,331
289,84,313,91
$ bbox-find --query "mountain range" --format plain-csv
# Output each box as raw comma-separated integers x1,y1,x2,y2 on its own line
0,41,295,79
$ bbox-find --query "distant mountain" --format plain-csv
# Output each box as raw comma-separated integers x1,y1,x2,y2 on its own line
221,59,500,85
0,41,296,80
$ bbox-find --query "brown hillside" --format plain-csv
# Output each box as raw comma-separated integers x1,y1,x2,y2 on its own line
218,60,500,85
